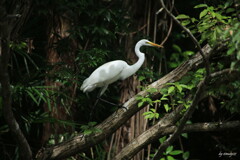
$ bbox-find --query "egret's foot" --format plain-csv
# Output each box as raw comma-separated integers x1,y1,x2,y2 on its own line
98,98,119,106
117,103,128,111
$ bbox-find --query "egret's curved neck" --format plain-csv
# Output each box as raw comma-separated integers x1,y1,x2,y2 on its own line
120,42,145,80
128,42,145,74
134,41,145,65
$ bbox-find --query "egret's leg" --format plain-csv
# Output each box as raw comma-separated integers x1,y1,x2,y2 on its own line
89,98,100,121
98,97,120,106
89,86,108,121
98,98,128,111
99,85,108,97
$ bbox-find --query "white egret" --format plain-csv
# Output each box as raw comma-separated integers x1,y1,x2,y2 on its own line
80,39,163,96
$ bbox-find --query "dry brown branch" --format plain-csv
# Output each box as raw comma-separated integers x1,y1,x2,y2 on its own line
36,43,213,160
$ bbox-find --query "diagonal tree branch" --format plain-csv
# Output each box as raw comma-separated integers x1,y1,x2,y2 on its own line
36,44,213,160
113,102,186,160
114,68,239,160
113,120,240,160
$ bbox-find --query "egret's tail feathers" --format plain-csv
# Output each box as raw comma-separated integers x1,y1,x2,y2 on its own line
80,78,89,91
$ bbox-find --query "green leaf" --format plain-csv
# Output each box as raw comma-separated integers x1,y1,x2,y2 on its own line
183,51,194,56
227,47,235,55
183,151,190,160
138,101,144,107
88,121,97,126
143,111,151,116
150,108,156,112
191,17,198,23
160,88,168,94
167,155,175,160
147,88,158,94
226,8,235,13
168,86,175,94
176,14,190,19
172,44,182,53
175,84,182,93
83,129,92,136
166,146,173,154
26,90,39,105
181,133,188,138
155,113,159,119
164,104,171,112
159,136,166,144
169,150,183,155
138,75,146,81
199,9,208,19
160,96,168,101
194,4,208,8
181,20,191,26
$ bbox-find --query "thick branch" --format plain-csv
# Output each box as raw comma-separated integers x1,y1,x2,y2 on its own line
113,103,185,160
36,44,213,160
181,121,240,133
114,121,240,160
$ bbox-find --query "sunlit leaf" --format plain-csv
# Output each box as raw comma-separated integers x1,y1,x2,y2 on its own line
194,4,208,8
167,156,176,160
166,146,173,154
183,151,190,160
176,14,190,19
168,86,175,94
169,150,183,155
199,9,208,19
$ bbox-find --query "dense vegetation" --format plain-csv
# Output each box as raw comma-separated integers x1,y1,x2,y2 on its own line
0,0,240,160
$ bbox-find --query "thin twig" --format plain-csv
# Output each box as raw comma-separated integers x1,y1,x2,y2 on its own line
116,24,147,36
160,18,173,46
159,0,210,76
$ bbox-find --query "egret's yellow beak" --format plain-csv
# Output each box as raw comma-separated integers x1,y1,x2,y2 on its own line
147,41,163,48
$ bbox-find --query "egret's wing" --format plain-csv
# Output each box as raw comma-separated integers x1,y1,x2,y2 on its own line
81,60,127,92
89,60,127,83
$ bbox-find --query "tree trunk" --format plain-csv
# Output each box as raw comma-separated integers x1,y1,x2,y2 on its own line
41,12,77,145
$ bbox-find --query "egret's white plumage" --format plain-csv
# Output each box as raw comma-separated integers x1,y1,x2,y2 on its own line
80,39,162,96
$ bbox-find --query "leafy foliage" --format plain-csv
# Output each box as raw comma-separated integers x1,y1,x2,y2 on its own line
80,122,102,136
168,44,194,69
151,136,189,160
